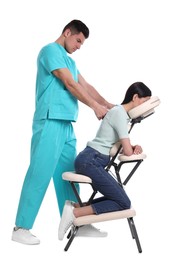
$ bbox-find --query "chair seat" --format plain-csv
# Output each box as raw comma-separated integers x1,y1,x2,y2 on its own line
62,172,92,183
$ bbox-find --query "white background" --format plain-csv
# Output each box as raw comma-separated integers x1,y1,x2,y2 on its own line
0,0,172,259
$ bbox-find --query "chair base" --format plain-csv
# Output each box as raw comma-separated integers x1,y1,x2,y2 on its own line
62,172,142,253
64,216,142,253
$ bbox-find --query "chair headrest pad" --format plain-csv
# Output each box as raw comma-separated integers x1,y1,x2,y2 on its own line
128,96,160,119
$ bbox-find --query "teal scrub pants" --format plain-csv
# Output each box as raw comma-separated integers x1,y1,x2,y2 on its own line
15,119,79,229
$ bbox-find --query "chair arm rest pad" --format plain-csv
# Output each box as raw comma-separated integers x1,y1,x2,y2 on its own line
118,153,147,161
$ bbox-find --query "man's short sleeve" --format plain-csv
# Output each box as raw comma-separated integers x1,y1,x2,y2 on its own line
39,44,67,73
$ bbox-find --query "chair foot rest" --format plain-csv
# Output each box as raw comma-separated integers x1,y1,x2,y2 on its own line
74,208,136,226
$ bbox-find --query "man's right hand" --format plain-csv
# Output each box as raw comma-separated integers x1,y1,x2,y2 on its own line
94,104,108,120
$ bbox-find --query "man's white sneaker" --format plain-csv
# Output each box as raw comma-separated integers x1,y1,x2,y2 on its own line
12,228,40,245
76,224,108,237
58,200,75,241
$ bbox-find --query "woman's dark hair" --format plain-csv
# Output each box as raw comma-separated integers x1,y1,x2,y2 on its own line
121,82,152,104
62,19,89,39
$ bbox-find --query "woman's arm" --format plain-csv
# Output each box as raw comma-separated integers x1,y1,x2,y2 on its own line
120,138,143,156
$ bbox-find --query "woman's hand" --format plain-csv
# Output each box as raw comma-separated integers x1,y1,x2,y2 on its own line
133,145,143,154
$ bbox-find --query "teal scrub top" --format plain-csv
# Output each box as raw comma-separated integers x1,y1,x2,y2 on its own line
33,43,79,121
87,105,130,155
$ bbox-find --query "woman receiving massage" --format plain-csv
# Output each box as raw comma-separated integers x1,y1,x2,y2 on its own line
58,81,152,240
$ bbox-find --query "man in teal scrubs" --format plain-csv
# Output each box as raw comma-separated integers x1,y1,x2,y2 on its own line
12,20,114,245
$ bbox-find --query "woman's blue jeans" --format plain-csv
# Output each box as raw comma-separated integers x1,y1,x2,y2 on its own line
75,146,131,214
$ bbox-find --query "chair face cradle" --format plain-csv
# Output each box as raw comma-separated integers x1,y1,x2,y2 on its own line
62,96,160,252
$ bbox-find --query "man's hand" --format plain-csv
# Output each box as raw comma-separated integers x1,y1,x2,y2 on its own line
106,102,115,109
94,104,108,120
